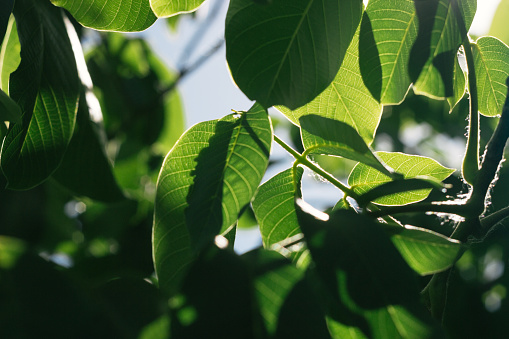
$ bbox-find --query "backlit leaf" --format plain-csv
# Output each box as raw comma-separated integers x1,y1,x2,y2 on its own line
300,115,394,177
277,28,382,143
153,103,271,295
410,0,476,99
0,16,20,93
359,0,417,104
252,167,303,248
446,54,466,111
348,152,454,206
51,0,157,32
1,0,80,189
385,225,462,275
473,37,509,117
150,0,206,18
225,0,362,109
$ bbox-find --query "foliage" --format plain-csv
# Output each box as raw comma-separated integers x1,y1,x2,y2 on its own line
3,0,509,337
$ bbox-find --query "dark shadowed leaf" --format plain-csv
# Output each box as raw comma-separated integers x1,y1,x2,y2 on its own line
0,0,13,46
1,0,80,189
446,54,466,111
0,89,20,123
296,200,440,338
52,91,125,202
51,0,157,32
473,37,509,117
359,0,417,104
153,104,271,295
225,0,362,109
410,0,476,99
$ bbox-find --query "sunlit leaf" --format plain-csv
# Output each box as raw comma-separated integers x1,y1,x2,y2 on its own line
296,201,440,338
384,225,462,275
349,152,454,206
0,16,20,93
277,29,382,143
226,0,362,109
252,167,303,248
1,0,80,189
359,0,417,104
473,37,509,117
300,115,393,177
153,104,271,295
410,0,476,99
51,0,157,32
150,0,206,18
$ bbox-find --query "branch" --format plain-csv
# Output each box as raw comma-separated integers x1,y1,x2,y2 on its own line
367,201,469,218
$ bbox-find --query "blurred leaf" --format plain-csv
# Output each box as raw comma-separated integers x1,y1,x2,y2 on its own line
237,205,257,229
0,16,20,92
446,54,466,111
300,115,394,177
53,91,125,202
410,0,476,99
170,246,260,338
489,0,509,46
359,0,417,104
0,89,20,122
473,37,509,117
151,0,206,17
51,0,157,32
2,0,80,189
277,29,382,143
225,0,362,109
153,104,271,295
252,167,303,247
0,0,13,46
384,225,462,275
328,317,367,339
349,152,454,206
296,201,440,338
0,236,26,269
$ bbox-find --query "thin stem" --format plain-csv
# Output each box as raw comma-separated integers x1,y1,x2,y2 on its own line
481,205,509,231
273,135,358,198
458,26,479,184
368,202,469,218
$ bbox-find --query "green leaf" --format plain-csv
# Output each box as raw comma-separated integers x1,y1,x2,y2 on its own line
277,28,382,144
252,167,303,248
244,249,305,335
1,0,80,189
349,152,455,206
0,0,13,46
150,0,206,18
473,37,509,117
153,103,272,295
384,225,462,275
225,0,362,109
300,115,394,177
359,0,417,104
410,0,476,99
296,201,439,338
0,16,20,93
0,89,20,123
446,54,466,111
51,0,157,32
52,91,125,202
